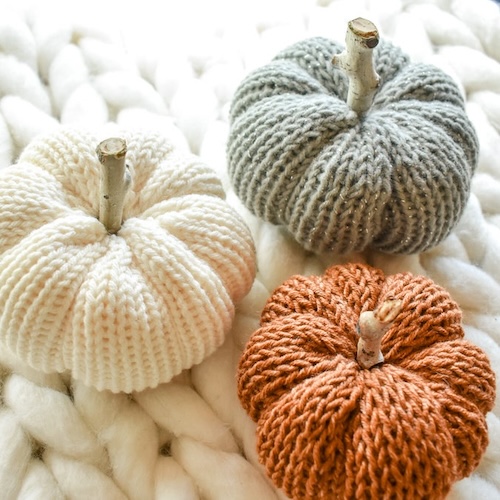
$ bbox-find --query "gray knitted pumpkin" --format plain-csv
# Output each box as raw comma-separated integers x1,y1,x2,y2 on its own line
227,36,478,254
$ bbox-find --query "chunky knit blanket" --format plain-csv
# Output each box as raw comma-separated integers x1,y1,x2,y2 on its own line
1,0,499,498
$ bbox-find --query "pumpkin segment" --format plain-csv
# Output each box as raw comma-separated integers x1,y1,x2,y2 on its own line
237,262,496,500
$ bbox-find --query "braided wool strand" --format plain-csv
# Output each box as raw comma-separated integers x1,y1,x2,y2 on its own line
227,37,478,254
237,263,496,500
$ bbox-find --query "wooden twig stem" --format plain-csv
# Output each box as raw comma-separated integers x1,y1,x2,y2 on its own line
96,138,130,234
356,299,402,369
332,17,380,114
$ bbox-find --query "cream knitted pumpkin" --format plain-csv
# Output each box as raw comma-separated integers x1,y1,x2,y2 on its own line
0,127,256,393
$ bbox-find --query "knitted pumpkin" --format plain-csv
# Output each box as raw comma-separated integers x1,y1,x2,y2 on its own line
0,127,256,393
227,19,478,254
237,262,496,500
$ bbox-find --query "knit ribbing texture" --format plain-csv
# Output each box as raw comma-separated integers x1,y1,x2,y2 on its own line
0,127,256,393
237,262,496,500
227,37,479,254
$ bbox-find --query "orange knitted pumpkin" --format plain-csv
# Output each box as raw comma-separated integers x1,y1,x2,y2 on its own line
237,263,496,500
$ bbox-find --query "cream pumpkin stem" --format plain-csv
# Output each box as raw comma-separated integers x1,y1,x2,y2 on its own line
332,17,381,114
96,137,131,234
356,299,402,369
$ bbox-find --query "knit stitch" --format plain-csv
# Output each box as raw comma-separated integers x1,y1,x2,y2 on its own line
237,263,496,500
227,37,479,254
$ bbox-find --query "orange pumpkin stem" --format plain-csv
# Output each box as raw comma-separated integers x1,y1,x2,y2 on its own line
356,299,402,369
96,138,131,234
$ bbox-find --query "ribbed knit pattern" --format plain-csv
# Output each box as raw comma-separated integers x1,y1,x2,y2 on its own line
0,127,256,393
237,263,496,500
227,37,479,254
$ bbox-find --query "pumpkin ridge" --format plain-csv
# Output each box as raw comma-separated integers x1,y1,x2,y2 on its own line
281,131,348,226
228,105,285,208
0,215,107,370
126,157,226,218
122,217,230,316
322,262,385,314
118,221,233,381
24,241,109,372
368,105,474,241
395,339,496,415
293,127,392,253
70,236,166,392
352,367,458,499
0,164,73,252
285,141,357,252
261,275,355,325
371,40,411,83
428,381,491,478
229,95,357,225
374,121,472,252
386,181,436,253
133,197,256,302
258,100,356,224
379,274,465,360
119,132,175,194
373,62,465,107
134,192,225,221
228,60,329,121
18,129,101,213
381,101,476,171
229,95,352,215
238,314,359,421
272,37,348,99
256,366,364,498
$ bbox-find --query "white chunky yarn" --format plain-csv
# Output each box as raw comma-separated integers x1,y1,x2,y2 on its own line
0,0,499,499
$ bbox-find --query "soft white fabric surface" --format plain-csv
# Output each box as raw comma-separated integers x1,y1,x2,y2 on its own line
0,0,499,498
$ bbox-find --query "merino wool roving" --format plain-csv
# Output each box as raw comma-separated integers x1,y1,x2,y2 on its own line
227,36,479,254
0,127,256,393
237,262,496,500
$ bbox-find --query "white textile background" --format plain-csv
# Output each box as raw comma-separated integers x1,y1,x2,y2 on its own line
0,0,499,498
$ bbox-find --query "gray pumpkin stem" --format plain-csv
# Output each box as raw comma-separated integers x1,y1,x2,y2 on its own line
332,17,381,114
96,138,131,234
356,299,402,369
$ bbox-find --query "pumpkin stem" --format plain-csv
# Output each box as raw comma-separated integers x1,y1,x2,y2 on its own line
332,17,381,115
356,299,402,369
96,138,131,234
